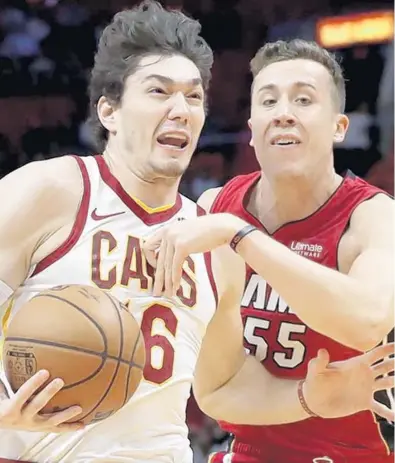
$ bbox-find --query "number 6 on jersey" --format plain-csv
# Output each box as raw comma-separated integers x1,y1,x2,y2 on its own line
141,304,178,384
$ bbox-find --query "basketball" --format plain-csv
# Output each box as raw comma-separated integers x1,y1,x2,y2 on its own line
2,285,146,425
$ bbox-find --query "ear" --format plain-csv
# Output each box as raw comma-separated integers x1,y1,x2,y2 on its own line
97,96,117,135
333,114,349,144
248,118,254,147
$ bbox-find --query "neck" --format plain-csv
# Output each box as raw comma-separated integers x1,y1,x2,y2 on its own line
250,167,342,234
102,149,180,209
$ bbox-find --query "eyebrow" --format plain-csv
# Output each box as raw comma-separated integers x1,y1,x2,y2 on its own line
142,74,203,88
257,81,317,93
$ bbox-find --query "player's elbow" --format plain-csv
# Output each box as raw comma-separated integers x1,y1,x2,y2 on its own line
192,375,239,422
193,391,220,420
353,301,393,351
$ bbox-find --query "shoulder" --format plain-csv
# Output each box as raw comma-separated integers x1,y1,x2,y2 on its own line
0,156,86,287
1,155,85,232
198,172,261,213
351,193,393,226
197,187,223,212
350,193,393,246
2,155,84,198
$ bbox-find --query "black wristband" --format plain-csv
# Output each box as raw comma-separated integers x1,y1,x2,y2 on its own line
230,224,258,251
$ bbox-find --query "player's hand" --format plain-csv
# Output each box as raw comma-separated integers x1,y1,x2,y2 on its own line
303,344,394,421
0,370,84,433
143,213,245,297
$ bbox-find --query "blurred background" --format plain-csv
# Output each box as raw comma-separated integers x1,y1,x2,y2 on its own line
0,0,393,459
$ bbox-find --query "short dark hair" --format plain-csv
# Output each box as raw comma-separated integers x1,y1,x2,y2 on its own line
88,0,213,152
250,39,346,113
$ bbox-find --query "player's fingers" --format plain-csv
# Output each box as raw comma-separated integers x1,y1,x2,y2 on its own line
373,376,395,392
308,349,330,375
372,358,395,378
365,342,394,366
12,370,50,409
164,241,175,298
153,241,167,296
49,421,86,433
142,229,165,268
172,248,185,297
371,399,394,422
22,378,64,417
44,406,84,427
142,243,158,269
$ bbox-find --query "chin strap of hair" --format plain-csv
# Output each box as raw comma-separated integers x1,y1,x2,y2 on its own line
230,225,258,252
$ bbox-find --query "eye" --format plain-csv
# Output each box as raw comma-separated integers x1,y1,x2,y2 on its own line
188,92,203,100
149,87,166,95
296,97,311,105
262,98,276,106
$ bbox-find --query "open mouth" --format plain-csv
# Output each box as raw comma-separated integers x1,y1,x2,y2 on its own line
157,133,189,150
270,137,301,146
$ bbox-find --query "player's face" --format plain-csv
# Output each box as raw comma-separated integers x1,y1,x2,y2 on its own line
249,59,349,179
111,54,205,179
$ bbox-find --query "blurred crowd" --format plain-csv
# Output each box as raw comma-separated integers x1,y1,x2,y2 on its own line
0,0,393,459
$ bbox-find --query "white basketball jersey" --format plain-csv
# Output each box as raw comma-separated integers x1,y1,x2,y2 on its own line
0,155,218,463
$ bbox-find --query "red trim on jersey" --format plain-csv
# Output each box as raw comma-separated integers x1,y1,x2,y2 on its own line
197,204,206,217
0,460,33,463
211,170,382,239
94,155,182,226
242,172,347,235
31,156,91,277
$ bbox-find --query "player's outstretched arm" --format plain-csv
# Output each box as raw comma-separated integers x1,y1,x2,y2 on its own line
145,201,394,351
199,189,394,351
192,245,309,425
226,196,394,352
193,245,395,425
0,156,85,432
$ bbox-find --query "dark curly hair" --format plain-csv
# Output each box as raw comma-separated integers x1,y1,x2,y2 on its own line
88,0,213,152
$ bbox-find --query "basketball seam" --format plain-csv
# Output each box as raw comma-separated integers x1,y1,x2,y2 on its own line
29,293,110,389
103,293,144,408
124,326,142,407
77,292,125,422
4,337,141,369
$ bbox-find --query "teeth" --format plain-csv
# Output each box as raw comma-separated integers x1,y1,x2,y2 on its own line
159,133,187,141
274,139,298,145
170,134,186,140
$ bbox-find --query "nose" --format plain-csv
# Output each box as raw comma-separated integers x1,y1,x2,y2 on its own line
167,92,190,125
273,99,297,127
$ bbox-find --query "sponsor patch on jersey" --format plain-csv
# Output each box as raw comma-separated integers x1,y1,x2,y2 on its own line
290,241,323,259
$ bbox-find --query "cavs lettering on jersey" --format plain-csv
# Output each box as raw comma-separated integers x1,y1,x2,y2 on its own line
211,171,394,461
0,155,218,463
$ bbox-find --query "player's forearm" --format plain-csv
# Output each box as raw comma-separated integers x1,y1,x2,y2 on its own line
235,228,385,351
195,355,310,425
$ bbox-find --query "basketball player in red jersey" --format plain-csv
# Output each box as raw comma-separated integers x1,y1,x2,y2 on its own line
146,40,394,463
0,4,393,460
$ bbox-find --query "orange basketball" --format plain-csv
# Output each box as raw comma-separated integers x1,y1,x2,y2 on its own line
3,284,145,425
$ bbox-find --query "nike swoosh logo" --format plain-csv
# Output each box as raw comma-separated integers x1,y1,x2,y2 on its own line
91,209,125,221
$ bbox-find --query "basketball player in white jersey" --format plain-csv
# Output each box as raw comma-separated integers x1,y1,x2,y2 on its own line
0,2,393,462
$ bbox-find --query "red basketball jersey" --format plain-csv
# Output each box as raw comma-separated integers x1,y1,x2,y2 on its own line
211,171,393,458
